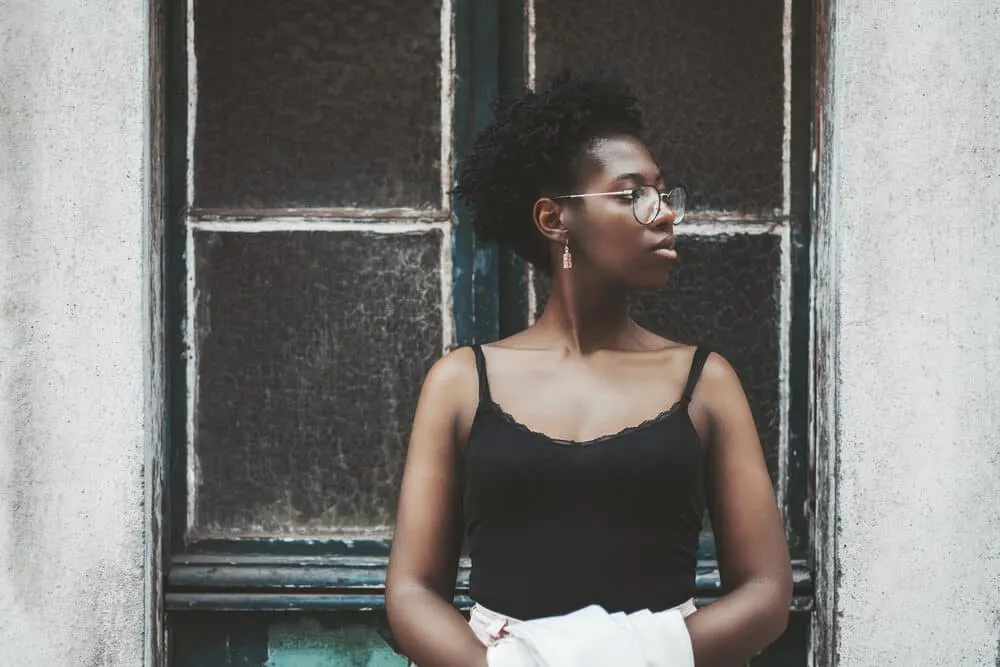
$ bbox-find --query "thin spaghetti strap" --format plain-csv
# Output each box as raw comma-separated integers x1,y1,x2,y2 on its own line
680,346,711,403
470,345,493,404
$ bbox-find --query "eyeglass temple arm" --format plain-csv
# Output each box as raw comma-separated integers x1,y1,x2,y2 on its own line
552,190,635,200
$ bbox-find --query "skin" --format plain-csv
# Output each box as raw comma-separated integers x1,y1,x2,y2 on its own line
386,134,792,667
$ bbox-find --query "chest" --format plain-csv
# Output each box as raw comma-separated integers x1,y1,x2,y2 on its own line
481,359,690,445
464,411,705,522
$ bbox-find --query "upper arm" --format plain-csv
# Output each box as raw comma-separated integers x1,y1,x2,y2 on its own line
693,353,792,594
387,348,478,597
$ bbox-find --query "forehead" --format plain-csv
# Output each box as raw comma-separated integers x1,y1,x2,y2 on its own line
583,135,658,181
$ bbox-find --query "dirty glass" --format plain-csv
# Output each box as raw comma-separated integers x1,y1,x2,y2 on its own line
190,230,443,537
533,233,783,481
192,0,443,209
534,0,785,213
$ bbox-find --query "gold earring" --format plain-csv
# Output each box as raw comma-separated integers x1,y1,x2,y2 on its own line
562,239,573,269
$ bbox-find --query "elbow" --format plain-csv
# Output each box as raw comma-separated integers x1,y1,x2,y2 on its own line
767,597,790,642
738,574,792,646
763,575,793,642
385,575,416,625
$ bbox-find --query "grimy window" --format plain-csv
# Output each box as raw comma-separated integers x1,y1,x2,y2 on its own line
164,1,814,663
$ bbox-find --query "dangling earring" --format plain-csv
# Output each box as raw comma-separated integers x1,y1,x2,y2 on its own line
562,238,573,269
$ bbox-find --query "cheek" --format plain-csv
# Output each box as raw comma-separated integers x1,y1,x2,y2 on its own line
583,217,646,265
578,217,672,286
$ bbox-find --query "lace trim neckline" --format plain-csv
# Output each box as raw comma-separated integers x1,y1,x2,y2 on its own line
482,399,686,447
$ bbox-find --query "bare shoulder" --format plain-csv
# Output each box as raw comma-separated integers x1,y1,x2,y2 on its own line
422,346,479,401
416,347,481,442
696,350,743,397
688,350,756,446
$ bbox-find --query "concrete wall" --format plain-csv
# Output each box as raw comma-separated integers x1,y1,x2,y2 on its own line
3,0,1000,665
0,0,150,665
826,0,1000,664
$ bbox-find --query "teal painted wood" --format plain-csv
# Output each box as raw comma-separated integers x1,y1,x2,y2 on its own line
168,613,409,667
498,250,529,337
449,0,476,348
265,617,404,667
165,553,812,611
167,610,811,667
166,592,814,614
168,554,817,592
452,0,502,346
495,1,529,337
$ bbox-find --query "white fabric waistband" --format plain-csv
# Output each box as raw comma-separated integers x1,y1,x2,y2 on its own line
470,598,697,643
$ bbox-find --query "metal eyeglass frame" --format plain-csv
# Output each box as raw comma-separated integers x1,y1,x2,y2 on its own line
551,185,687,225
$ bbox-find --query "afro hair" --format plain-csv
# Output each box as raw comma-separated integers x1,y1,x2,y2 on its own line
453,76,645,273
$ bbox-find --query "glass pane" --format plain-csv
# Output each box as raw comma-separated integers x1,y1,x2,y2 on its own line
193,0,443,209
534,0,784,213
533,234,782,480
191,230,443,537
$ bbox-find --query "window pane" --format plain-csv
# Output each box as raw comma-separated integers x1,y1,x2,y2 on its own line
533,233,782,480
191,230,443,537
193,0,443,209
534,0,784,213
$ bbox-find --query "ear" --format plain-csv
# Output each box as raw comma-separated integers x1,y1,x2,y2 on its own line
532,197,568,245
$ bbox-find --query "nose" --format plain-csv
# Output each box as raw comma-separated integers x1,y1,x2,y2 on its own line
649,199,676,228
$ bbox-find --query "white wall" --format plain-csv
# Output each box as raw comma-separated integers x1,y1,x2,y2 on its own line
3,0,1000,665
827,0,1000,664
0,0,150,665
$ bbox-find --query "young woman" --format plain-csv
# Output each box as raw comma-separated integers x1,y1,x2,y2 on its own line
385,77,792,667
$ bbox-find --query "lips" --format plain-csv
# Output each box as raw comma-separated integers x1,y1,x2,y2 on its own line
652,237,676,252
651,237,678,260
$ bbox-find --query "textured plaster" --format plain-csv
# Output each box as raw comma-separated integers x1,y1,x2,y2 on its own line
0,0,148,664
828,0,1000,664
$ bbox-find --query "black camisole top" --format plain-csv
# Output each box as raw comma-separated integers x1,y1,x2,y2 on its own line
463,345,710,621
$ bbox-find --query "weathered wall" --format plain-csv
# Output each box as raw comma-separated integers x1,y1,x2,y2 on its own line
826,0,1000,664
0,0,149,664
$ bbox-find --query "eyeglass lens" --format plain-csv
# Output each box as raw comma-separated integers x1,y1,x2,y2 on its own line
634,186,686,224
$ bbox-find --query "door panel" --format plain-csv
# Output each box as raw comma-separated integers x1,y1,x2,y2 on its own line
166,0,813,663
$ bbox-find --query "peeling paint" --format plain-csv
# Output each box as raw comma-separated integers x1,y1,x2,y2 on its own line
265,618,404,667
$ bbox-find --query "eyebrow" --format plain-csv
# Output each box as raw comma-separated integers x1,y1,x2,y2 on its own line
612,171,664,185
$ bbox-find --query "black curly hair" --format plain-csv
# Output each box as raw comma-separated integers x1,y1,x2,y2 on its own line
453,76,645,273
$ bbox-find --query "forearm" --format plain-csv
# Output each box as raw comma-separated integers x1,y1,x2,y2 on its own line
684,580,790,667
386,581,488,667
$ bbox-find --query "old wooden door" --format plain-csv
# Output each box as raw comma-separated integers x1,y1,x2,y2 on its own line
163,1,814,664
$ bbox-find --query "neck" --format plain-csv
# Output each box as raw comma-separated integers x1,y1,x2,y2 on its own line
534,267,635,355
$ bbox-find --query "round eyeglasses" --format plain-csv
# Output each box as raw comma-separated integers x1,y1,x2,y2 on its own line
552,185,687,225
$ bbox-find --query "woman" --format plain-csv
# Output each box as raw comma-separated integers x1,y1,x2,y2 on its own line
385,77,792,667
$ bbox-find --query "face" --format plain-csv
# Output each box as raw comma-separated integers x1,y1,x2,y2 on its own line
554,134,678,290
